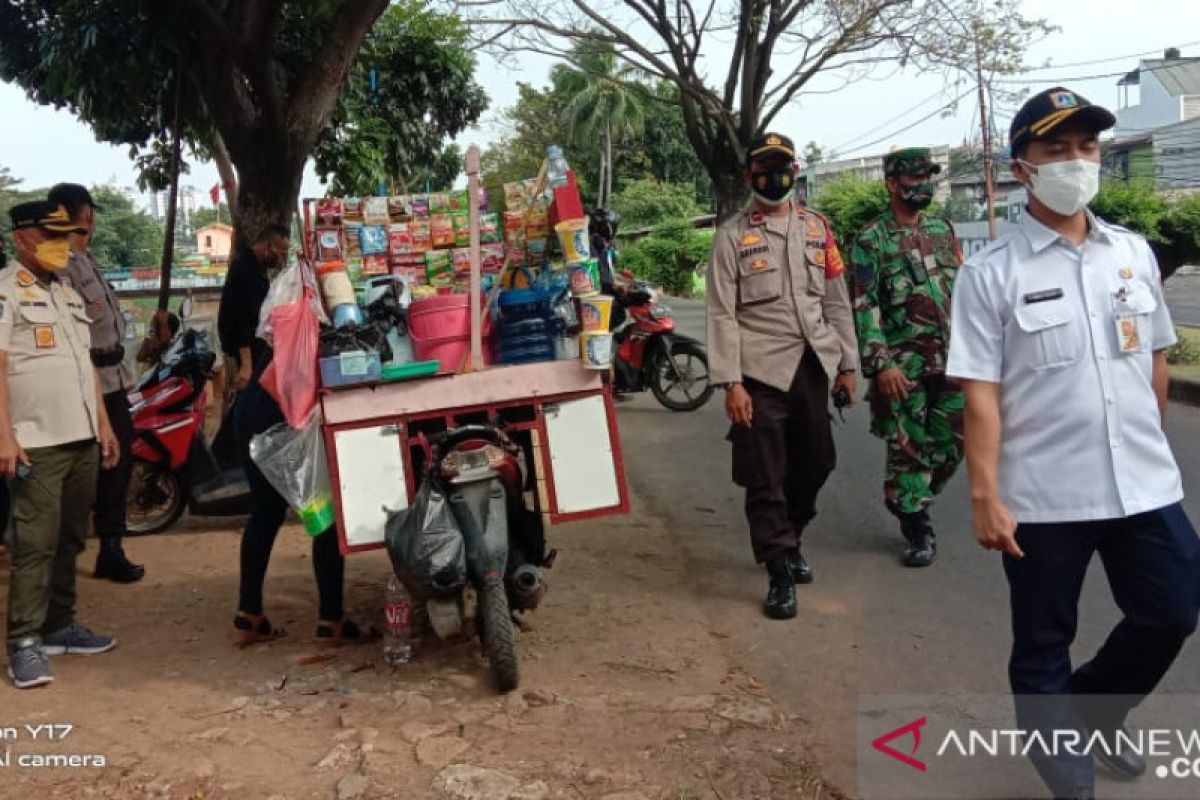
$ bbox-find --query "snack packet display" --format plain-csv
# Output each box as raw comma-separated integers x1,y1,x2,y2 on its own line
526,237,548,267
481,243,505,273
343,221,363,258
452,213,471,248
410,219,432,252
387,222,413,257
362,254,389,275
429,193,450,214
451,247,472,276
388,195,411,219
316,227,343,262
504,182,527,211
430,214,455,249
425,250,453,288
411,194,430,219
342,197,364,220
363,196,390,225
479,212,501,244
359,224,388,256
448,191,470,213
316,199,343,227
525,206,549,240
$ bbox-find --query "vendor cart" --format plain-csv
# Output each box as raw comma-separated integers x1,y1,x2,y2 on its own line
310,146,629,556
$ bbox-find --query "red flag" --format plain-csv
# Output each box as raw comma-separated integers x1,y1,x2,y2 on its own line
209,183,220,206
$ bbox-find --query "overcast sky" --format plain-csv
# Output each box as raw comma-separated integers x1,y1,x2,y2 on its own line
1,0,1196,208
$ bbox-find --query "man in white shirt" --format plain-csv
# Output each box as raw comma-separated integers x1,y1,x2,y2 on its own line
948,87,1200,800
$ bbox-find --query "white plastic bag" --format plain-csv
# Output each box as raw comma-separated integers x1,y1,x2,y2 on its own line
249,408,335,537
256,260,330,344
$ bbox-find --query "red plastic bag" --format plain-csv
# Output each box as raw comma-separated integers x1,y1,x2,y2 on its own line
260,287,320,428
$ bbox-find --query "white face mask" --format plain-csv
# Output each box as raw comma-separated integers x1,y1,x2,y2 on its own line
1019,158,1101,216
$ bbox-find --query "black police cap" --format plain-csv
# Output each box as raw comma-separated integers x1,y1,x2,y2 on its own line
746,133,796,164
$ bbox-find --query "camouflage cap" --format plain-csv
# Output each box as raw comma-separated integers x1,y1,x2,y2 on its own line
883,147,942,177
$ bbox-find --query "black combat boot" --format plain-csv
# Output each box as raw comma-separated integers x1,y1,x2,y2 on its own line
899,511,936,568
786,548,813,584
93,540,146,583
763,557,797,620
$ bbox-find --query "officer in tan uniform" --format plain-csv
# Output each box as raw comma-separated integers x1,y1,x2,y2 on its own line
52,183,145,583
1,201,120,690
707,133,859,620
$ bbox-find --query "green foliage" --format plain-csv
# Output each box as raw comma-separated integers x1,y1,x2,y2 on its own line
312,2,486,196
612,179,702,230
89,186,164,269
1162,193,1200,254
812,176,890,249
1091,182,1170,244
1166,326,1200,367
189,203,233,234
619,219,712,296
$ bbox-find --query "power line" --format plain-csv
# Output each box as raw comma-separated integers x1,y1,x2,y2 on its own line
1014,40,1200,73
995,58,1200,86
832,88,975,158
831,86,955,152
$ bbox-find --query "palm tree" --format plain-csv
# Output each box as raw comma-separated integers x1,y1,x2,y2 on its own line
556,40,647,209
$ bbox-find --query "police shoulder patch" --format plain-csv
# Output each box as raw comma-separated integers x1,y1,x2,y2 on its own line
15,268,36,287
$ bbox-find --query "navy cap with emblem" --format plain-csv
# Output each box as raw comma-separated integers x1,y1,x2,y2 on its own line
8,201,86,234
1009,87,1116,155
746,133,796,165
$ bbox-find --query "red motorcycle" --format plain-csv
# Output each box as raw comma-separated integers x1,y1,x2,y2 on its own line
125,325,249,534
611,276,713,412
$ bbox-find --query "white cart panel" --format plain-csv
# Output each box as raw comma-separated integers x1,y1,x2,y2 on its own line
544,395,620,514
334,424,408,548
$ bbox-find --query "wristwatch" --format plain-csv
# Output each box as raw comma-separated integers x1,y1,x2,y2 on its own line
837,368,857,376
716,382,741,390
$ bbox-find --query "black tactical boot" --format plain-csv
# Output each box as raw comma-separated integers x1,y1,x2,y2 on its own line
93,541,146,583
763,557,797,620
786,548,813,584
899,511,936,568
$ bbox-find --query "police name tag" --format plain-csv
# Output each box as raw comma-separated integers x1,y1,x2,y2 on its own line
1115,312,1140,353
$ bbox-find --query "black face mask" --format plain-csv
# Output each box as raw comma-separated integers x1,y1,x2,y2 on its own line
898,181,934,210
751,168,795,205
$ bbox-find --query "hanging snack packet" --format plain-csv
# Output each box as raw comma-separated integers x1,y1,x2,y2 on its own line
362,255,389,276
387,222,414,257
425,250,453,288
525,206,550,240
503,211,526,244
411,194,430,219
452,213,471,248
504,181,528,211
526,237,548,267
448,191,470,213
410,219,432,252
316,227,343,262
343,221,364,258
316,199,343,227
359,224,388,256
480,213,501,244
451,247,472,276
429,193,450,214
342,197,364,221
388,195,411,220
363,196,390,225
431,214,455,249
481,243,506,274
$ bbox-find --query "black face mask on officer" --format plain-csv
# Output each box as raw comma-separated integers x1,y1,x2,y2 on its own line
749,163,797,206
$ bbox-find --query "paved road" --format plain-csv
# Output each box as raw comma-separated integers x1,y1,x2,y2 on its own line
616,296,1200,798
1166,272,1200,326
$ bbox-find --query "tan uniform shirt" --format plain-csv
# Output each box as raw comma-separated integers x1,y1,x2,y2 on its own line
707,203,859,392
0,262,100,448
64,250,131,394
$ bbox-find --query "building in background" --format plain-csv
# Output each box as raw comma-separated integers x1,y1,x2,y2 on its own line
803,145,953,204
1108,50,1200,191
195,222,233,261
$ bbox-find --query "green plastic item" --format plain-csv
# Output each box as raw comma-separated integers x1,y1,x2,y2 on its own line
381,360,441,382
299,494,336,537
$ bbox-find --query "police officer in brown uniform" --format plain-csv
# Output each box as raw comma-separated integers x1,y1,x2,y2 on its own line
707,133,859,620
1,201,120,689
51,183,145,583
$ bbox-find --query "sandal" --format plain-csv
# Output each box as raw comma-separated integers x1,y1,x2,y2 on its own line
234,612,286,647
315,618,380,647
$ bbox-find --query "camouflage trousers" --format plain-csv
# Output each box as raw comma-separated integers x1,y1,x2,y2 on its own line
869,374,965,516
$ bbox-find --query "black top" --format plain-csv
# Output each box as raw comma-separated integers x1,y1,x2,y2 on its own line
217,247,271,366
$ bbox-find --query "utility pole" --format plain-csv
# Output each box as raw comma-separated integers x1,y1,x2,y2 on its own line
974,28,998,240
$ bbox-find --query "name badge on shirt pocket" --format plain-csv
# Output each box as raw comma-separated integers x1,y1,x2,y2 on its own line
1023,288,1064,304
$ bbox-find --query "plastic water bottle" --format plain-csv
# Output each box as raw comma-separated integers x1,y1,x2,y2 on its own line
382,575,414,665
546,145,570,188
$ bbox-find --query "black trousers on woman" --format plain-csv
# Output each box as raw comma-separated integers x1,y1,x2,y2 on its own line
234,378,344,621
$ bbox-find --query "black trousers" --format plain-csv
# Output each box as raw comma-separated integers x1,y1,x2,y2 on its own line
1005,503,1200,796
728,350,836,563
94,390,134,546
234,380,345,621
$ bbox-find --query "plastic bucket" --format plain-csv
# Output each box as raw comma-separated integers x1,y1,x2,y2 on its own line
409,294,471,340
580,332,614,369
555,218,590,264
578,295,613,332
410,331,470,374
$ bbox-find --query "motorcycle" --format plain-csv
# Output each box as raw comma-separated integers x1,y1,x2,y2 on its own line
611,275,714,412
125,313,250,534
395,423,552,693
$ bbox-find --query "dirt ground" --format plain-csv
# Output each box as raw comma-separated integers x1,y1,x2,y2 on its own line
0,497,840,800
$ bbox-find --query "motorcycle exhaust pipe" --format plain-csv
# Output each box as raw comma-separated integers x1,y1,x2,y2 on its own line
508,563,547,610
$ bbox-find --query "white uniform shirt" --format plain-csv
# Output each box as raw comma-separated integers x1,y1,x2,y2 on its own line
947,212,1182,523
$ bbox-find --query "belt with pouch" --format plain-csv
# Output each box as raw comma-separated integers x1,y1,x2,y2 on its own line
89,346,126,367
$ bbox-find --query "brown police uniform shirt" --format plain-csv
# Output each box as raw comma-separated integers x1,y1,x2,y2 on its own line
706,203,859,392
64,250,130,394
0,262,100,448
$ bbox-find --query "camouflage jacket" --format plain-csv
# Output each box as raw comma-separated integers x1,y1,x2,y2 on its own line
850,209,962,379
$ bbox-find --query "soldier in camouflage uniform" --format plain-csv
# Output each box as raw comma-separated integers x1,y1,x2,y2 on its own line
850,147,964,568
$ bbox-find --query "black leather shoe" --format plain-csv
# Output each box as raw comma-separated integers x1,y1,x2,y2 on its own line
1091,725,1147,779
763,558,796,620
900,512,936,568
786,549,814,584
93,547,146,584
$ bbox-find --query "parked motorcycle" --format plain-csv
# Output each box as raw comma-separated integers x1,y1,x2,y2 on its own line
125,317,250,534
611,276,714,412
394,423,552,693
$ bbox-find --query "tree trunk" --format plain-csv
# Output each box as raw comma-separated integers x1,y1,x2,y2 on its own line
232,150,306,253
711,154,750,225
211,132,239,216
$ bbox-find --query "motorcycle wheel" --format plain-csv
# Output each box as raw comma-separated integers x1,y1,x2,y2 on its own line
478,582,519,693
650,341,715,412
126,460,186,535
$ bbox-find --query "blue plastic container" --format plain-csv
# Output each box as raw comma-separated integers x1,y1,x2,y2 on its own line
320,350,382,388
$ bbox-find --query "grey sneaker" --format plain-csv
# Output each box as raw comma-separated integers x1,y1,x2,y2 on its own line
8,643,54,689
41,622,116,656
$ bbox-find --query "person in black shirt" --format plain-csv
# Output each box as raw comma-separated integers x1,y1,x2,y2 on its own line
218,226,371,647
